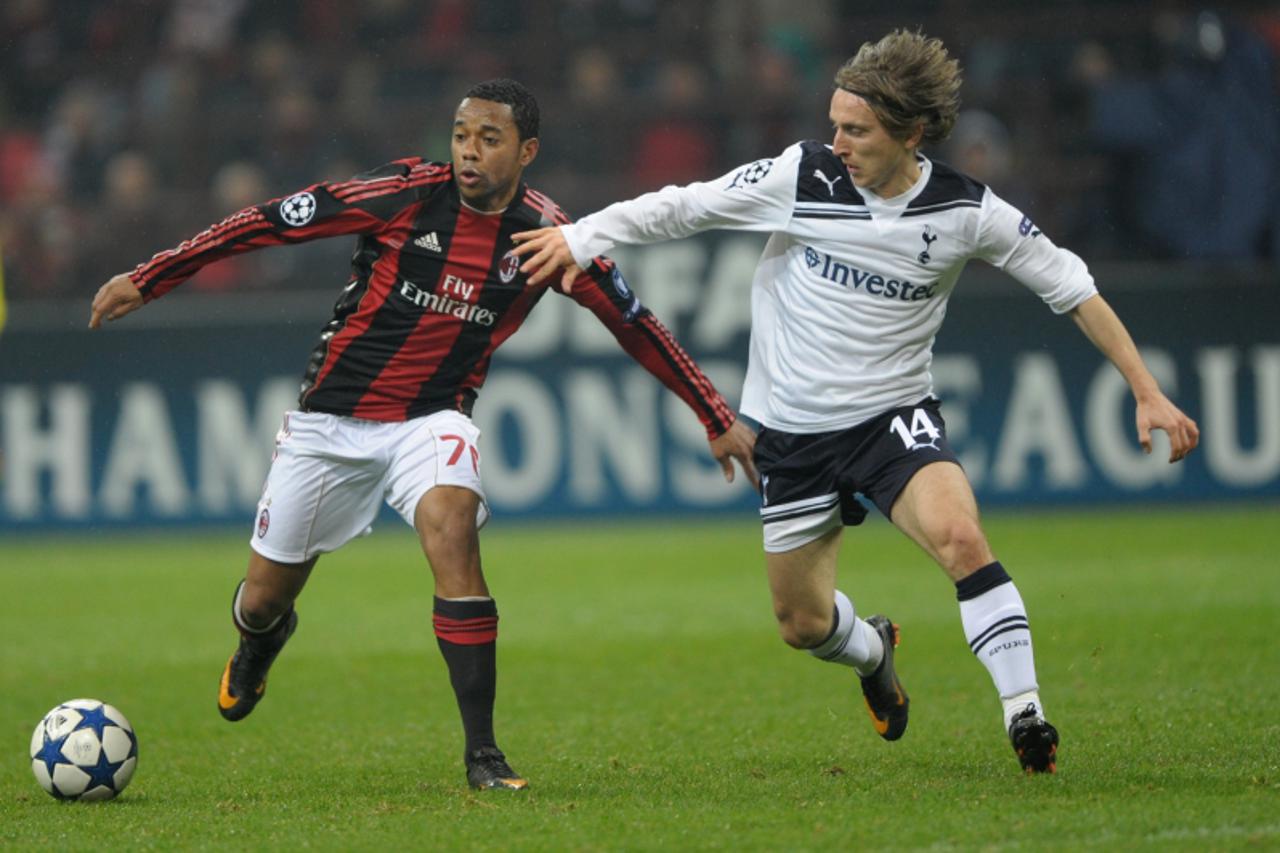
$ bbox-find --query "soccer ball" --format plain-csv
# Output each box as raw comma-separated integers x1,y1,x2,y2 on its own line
30,699,138,801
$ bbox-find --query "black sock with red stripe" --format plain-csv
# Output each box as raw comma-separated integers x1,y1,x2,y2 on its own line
433,596,499,754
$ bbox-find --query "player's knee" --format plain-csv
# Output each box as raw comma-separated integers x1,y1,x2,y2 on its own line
417,486,476,522
936,518,990,572
774,607,831,650
415,487,478,539
415,488,485,596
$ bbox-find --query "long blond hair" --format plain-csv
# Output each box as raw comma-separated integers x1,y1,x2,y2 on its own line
834,30,962,146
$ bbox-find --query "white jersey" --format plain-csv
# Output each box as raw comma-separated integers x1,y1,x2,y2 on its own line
562,142,1098,433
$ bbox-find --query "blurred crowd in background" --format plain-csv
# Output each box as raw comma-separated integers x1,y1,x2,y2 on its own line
2,0,1278,301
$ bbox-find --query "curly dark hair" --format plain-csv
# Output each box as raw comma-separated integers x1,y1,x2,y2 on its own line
462,78,540,141
834,30,962,146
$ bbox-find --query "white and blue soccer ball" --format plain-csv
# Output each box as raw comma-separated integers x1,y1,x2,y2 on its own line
30,699,138,801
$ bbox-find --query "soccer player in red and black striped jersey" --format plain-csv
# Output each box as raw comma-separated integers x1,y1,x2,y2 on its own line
89,79,758,791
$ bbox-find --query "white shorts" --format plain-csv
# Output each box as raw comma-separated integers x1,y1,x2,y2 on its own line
249,409,489,564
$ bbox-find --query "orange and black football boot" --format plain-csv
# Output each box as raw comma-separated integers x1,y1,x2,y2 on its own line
1008,703,1059,774
859,615,909,741
218,609,298,722
465,747,528,791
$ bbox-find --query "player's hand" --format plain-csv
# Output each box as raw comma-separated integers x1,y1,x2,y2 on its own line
1136,392,1199,463
709,418,759,490
89,274,144,329
511,226,582,292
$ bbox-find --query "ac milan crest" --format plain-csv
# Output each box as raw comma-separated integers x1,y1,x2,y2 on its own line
499,251,520,283
257,508,270,538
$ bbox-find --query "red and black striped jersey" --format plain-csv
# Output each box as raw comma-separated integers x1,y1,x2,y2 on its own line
128,159,735,437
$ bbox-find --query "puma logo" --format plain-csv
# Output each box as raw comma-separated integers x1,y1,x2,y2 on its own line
813,169,842,197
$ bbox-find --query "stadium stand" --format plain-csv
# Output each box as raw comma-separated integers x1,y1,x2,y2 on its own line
1,0,1277,300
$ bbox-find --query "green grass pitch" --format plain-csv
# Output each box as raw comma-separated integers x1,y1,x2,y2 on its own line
2,506,1278,850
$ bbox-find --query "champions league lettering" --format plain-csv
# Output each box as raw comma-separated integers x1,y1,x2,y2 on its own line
398,278,497,326
803,246,938,302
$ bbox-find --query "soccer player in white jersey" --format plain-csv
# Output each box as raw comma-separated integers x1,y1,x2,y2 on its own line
513,30,1200,774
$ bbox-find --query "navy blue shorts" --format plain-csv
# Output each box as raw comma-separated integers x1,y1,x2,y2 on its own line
753,398,961,552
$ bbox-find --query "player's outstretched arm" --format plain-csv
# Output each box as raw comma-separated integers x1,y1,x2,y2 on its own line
710,419,760,490
515,147,798,291
511,226,582,291
88,273,144,329
1069,294,1199,462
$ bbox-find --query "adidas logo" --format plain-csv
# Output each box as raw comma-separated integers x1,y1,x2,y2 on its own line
414,232,442,253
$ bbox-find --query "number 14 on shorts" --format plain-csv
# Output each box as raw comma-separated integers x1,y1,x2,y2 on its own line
889,408,941,452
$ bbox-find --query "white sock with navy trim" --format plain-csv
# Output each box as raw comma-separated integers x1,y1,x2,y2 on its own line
956,562,1041,722
1001,690,1044,732
809,589,884,676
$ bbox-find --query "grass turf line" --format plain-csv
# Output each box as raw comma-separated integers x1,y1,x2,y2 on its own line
1,506,1277,850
